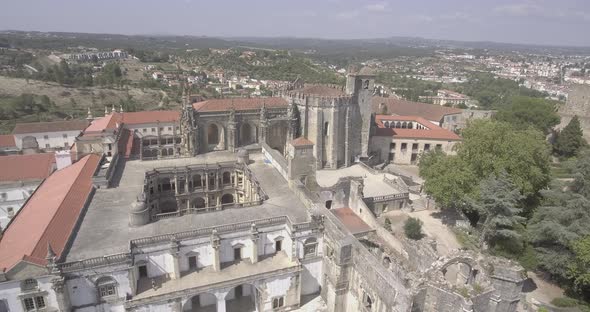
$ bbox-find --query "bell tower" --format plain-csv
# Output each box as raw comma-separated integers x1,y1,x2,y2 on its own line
346,65,375,159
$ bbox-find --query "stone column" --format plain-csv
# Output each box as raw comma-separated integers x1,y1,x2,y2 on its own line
216,292,227,312
211,230,221,272
174,174,179,195
169,239,181,279
250,223,259,264
185,174,190,193
228,121,237,152
51,277,71,312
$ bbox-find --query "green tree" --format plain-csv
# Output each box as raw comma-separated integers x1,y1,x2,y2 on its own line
458,120,551,199
568,235,590,299
404,217,424,240
470,171,525,249
554,116,586,157
528,192,590,281
495,96,560,134
419,150,477,208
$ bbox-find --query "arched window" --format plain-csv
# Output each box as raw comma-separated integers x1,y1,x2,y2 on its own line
325,200,332,209
303,237,318,257
193,197,206,209
96,276,117,298
21,279,38,291
363,291,373,309
401,122,407,129
208,124,220,145
221,193,234,204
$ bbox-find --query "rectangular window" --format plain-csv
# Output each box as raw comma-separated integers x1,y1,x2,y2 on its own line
188,255,197,270
45,144,50,148
62,134,68,138
272,297,285,309
424,144,430,151
401,143,407,151
99,285,116,297
389,142,396,150
159,127,163,131
436,144,443,150
138,265,148,278
233,247,242,261
275,240,282,252
108,144,112,150
43,135,49,140
168,126,172,131
388,153,395,161
143,128,147,133
22,296,45,311
412,143,419,150
151,128,156,133
23,298,35,311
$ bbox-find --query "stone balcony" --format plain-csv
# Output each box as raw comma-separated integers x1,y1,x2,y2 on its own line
127,251,300,308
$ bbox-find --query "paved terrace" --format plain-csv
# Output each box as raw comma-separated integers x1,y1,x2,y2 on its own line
66,152,310,261
315,164,405,198
128,251,298,306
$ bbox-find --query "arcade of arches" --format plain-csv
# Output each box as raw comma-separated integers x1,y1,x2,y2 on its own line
143,162,264,221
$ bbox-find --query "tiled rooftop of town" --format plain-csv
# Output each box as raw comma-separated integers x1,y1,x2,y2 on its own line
65,151,310,261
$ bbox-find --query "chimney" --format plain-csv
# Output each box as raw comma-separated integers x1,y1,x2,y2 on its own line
55,150,72,170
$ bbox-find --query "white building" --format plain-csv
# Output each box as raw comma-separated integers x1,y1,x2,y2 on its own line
12,120,88,151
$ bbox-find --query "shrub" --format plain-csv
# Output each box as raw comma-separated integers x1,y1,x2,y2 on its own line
404,217,424,240
551,297,579,308
384,218,392,231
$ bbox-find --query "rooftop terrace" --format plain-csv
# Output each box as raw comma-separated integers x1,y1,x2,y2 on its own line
66,152,310,261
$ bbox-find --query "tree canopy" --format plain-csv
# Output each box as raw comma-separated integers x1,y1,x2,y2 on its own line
554,116,586,158
494,96,560,134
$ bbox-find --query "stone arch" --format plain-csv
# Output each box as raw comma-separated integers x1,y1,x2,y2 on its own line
221,193,234,204
193,174,202,188
183,292,217,312
225,283,259,312
206,123,225,151
395,121,401,128
401,122,408,129
160,200,178,213
21,136,39,149
240,122,254,145
192,197,206,209
439,257,478,286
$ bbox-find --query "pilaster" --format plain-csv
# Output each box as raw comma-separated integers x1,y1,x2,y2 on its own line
250,223,259,264
211,230,221,272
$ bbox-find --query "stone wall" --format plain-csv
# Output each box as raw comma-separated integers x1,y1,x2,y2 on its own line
559,84,590,140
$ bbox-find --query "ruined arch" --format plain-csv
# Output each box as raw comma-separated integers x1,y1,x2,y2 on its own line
183,292,217,311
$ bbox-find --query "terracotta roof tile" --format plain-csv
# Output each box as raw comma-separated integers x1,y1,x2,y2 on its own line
13,120,89,135
372,97,462,122
0,154,101,271
0,135,15,148
374,115,462,141
331,208,372,235
193,97,287,112
0,153,55,182
290,137,314,147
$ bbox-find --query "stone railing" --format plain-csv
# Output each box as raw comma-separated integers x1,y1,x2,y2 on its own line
131,215,314,248
365,193,409,203
59,253,132,273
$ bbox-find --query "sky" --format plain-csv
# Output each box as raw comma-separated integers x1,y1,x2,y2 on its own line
1,0,590,47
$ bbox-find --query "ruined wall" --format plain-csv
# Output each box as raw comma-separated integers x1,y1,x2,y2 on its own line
559,84,590,140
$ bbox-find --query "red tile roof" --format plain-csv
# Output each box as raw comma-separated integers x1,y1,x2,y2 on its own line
0,135,15,148
372,97,462,122
193,97,287,112
290,137,314,147
120,110,179,124
13,120,89,135
331,208,373,236
83,111,180,134
0,154,101,271
374,115,462,141
0,153,55,182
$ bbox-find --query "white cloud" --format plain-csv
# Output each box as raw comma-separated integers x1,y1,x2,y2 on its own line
336,10,360,19
365,2,389,13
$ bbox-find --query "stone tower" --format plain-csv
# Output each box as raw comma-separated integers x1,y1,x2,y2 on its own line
179,86,198,156
346,65,376,159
